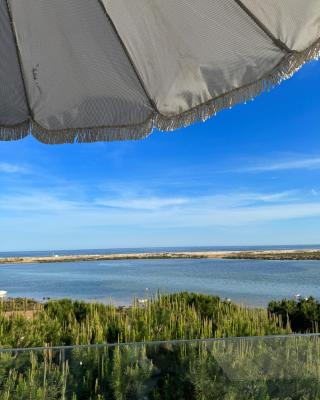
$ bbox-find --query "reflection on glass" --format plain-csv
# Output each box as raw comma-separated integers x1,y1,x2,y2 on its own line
0,335,320,399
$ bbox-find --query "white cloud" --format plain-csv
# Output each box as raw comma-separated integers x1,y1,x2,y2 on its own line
95,196,188,210
0,192,78,212
0,162,29,174
238,157,320,173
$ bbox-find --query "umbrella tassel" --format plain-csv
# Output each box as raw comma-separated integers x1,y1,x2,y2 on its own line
31,117,154,145
0,120,30,141
1,37,319,144
156,36,320,133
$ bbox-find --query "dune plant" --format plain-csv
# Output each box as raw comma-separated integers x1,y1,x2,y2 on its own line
0,293,291,349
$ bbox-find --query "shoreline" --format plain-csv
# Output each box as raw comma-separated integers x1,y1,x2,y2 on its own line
1,249,320,265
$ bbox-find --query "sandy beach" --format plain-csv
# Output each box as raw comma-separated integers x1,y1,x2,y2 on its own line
1,249,320,265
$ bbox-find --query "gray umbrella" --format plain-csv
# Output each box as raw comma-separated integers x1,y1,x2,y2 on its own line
1,0,319,144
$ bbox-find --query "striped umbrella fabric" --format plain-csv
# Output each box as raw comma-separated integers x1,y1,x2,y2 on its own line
1,0,319,144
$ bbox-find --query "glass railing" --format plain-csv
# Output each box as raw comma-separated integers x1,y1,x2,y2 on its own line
1,334,320,399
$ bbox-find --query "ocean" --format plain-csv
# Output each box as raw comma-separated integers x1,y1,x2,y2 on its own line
1,246,320,307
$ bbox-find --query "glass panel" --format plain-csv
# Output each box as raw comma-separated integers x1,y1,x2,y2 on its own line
1,334,320,399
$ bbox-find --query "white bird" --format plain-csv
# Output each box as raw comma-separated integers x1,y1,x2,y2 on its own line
138,298,148,305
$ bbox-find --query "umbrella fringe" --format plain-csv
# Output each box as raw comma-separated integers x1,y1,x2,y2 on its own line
0,121,30,141
156,37,320,132
1,37,319,144
31,117,154,144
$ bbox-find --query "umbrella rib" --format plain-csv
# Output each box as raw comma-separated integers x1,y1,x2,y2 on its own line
4,0,33,121
233,0,292,54
96,0,159,114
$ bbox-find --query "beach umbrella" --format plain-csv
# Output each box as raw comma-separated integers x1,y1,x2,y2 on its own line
0,0,319,144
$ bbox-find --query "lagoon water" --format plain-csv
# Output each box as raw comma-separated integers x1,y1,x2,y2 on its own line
1,258,320,307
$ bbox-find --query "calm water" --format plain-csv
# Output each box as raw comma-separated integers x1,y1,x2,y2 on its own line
1,258,320,307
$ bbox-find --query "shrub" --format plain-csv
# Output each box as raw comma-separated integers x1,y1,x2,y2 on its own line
268,296,320,332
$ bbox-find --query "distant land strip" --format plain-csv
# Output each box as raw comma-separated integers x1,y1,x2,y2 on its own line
1,249,320,265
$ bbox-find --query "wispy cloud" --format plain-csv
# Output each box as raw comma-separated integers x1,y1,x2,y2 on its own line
95,196,188,210
238,157,320,173
0,192,78,212
1,184,320,250
93,190,296,212
0,188,317,228
0,162,29,174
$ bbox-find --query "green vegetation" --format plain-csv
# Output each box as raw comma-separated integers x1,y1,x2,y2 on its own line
0,293,290,348
224,251,320,260
0,293,319,399
1,336,320,399
268,296,320,332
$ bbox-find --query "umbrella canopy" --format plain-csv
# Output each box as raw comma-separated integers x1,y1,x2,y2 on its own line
0,0,319,144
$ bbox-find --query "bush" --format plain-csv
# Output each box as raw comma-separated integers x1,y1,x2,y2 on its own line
0,293,290,348
268,296,320,332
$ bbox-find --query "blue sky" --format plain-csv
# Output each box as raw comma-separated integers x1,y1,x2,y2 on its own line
0,61,320,251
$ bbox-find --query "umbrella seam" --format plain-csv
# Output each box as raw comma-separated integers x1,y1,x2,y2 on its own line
4,0,34,120
233,0,292,54
96,0,159,115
